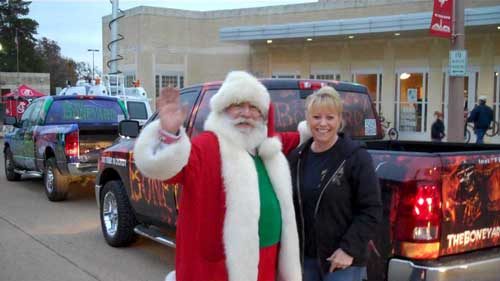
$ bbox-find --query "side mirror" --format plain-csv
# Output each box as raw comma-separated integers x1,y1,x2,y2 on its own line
119,120,140,138
4,116,19,128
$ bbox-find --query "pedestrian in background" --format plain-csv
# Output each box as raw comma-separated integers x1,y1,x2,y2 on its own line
467,95,493,144
288,86,382,281
431,111,445,142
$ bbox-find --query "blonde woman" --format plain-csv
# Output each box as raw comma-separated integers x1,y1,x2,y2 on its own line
288,86,382,281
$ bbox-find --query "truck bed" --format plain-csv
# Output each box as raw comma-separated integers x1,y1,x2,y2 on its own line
364,140,500,280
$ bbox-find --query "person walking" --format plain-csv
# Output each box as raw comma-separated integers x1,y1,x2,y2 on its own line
288,86,382,281
133,71,302,281
468,95,493,144
431,111,445,142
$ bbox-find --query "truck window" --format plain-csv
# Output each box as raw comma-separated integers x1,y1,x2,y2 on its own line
192,88,377,138
28,99,43,126
126,101,148,120
19,103,37,128
45,99,125,124
180,89,200,127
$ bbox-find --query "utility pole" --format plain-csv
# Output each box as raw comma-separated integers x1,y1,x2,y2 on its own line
110,0,119,74
447,0,465,142
15,28,19,90
87,49,99,81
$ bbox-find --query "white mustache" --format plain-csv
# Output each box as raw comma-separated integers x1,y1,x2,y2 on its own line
231,117,258,127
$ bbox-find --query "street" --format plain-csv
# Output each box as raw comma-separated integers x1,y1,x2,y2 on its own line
0,154,175,281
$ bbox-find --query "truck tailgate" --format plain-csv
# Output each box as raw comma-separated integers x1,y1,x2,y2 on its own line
440,152,500,256
78,125,118,163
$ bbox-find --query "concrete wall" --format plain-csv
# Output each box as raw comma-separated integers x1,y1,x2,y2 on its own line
0,72,50,95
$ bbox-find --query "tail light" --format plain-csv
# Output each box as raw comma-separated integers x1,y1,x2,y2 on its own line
396,182,442,242
65,131,79,158
396,181,442,259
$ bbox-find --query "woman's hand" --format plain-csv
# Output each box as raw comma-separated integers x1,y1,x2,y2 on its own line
157,87,187,134
326,248,353,272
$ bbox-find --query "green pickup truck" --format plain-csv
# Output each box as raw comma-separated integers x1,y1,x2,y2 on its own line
4,95,127,201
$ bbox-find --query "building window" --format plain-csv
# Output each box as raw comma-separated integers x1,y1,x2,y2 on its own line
155,76,160,97
124,73,136,87
396,72,428,133
272,72,300,79
353,73,382,115
155,73,185,97
310,72,341,81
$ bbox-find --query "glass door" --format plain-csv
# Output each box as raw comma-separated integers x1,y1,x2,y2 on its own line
396,69,429,139
443,68,479,124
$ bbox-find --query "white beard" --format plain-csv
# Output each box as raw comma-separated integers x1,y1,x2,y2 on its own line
204,112,267,154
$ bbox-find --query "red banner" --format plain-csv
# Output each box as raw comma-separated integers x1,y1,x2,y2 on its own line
429,0,453,38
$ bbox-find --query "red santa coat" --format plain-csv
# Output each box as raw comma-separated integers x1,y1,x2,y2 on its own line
133,115,303,281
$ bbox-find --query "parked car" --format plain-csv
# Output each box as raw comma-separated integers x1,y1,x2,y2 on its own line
95,79,500,281
4,95,127,201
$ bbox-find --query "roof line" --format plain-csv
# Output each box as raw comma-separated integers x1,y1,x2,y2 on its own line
220,5,500,41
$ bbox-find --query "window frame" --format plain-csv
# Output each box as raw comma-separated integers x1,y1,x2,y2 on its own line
352,69,382,115
310,70,341,81
395,68,429,137
271,71,301,79
155,72,185,97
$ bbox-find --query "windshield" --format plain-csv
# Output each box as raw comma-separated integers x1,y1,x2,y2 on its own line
127,101,148,119
45,99,125,124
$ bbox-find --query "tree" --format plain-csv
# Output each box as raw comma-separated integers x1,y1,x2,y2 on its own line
35,37,78,94
76,61,92,81
0,0,45,72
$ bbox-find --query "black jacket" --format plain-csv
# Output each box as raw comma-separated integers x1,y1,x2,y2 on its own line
468,104,493,130
431,119,445,140
288,134,382,273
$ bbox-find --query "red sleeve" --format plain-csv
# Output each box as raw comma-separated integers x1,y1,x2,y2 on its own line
278,132,300,156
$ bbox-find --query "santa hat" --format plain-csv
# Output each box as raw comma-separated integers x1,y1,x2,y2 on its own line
210,71,270,117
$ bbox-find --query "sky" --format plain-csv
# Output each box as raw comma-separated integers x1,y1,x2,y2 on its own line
28,0,317,72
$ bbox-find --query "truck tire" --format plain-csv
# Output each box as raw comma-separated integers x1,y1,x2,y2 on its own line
44,158,69,201
4,148,21,181
100,180,138,247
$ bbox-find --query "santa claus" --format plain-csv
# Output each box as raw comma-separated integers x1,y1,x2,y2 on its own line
133,71,303,281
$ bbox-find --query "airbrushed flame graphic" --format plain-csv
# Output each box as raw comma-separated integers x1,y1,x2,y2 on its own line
371,152,500,257
101,145,181,226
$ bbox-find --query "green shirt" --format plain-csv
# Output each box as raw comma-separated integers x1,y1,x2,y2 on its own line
253,155,282,248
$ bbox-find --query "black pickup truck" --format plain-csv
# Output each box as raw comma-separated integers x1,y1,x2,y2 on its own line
4,95,127,201
95,79,500,281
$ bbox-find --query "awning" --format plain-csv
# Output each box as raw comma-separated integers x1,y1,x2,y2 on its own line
220,5,500,41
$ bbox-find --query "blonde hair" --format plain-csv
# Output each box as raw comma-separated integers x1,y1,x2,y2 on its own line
305,86,343,114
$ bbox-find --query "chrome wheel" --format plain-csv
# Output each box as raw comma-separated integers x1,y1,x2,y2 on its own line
45,167,55,193
103,192,119,237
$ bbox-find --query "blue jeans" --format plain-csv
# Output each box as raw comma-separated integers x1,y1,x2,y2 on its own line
304,257,367,281
475,128,486,144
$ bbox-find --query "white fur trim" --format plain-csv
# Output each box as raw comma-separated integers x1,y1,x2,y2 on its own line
298,120,312,145
133,120,191,180
260,148,302,281
165,271,175,281
207,118,301,281
218,136,261,281
258,137,282,160
210,71,270,116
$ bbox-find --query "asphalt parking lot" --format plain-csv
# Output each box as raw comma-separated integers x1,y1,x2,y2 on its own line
0,155,175,281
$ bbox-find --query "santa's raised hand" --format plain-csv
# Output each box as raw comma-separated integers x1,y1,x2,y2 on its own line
157,87,187,134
